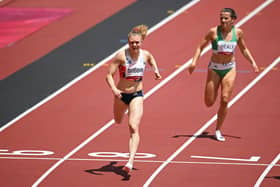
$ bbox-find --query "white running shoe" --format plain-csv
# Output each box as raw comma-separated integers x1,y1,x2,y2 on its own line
215,130,225,142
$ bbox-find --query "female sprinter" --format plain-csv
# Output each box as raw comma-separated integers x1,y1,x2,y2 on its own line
188,8,259,141
106,25,161,172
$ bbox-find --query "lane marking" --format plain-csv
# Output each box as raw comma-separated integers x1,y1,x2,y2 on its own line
0,149,155,158
0,149,54,156
0,0,201,133
143,0,277,185
254,153,280,187
30,1,201,186
191,155,261,162
32,0,278,186
144,56,280,186
88,152,156,158
0,156,279,167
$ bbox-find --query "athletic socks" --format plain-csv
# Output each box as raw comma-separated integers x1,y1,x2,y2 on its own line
215,130,225,142
123,163,133,173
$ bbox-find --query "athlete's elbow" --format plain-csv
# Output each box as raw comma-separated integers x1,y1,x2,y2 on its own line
105,73,112,81
105,75,112,85
240,48,248,56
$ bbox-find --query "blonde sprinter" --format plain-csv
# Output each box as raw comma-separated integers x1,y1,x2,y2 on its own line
106,25,161,172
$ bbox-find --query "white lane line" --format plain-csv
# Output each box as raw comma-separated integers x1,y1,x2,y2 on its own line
30,1,201,186
143,0,277,186
1,156,280,167
0,0,201,133
191,155,261,162
254,153,280,187
143,57,279,186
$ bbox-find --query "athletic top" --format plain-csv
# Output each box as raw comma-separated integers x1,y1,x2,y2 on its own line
119,49,146,82
212,26,238,55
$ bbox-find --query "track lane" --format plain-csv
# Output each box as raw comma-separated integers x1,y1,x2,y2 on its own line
144,1,279,186
1,0,277,186
147,56,279,187
255,153,280,187
0,1,202,186
27,0,272,186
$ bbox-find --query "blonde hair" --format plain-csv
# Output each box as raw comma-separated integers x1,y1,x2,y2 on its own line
128,24,148,40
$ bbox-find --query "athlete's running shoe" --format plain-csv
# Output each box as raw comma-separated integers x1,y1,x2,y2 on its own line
215,130,225,142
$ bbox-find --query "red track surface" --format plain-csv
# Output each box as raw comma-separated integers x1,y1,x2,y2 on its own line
0,0,134,79
0,0,279,186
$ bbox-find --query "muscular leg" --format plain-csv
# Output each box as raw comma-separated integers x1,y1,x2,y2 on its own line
113,96,128,124
125,96,143,170
204,69,221,107
216,68,236,130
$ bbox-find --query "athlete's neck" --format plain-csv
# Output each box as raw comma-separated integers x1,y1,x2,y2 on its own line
220,25,233,33
129,48,140,60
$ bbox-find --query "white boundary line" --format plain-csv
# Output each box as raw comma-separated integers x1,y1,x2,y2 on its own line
254,153,280,187
0,0,201,132
191,155,261,162
143,0,276,186
30,1,201,186
1,156,280,167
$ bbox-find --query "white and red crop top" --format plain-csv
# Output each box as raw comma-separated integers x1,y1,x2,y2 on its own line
119,49,146,82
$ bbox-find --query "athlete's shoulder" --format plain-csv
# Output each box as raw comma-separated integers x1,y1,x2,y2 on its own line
205,26,217,40
234,27,244,38
235,27,243,34
114,49,126,64
115,49,126,60
141,49,151,57
141,49,155,62
209,26,218,33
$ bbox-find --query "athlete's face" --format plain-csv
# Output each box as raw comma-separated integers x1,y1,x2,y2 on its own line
128,34,142,52
220,12,234,28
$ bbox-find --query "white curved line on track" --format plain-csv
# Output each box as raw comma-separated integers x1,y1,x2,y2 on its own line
30,1,201,186
254,153,280,187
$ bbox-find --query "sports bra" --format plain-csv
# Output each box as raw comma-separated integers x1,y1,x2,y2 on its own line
119,49,146,82
212,26,238,55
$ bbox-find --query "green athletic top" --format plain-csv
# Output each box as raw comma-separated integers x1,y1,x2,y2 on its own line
212,26,238,55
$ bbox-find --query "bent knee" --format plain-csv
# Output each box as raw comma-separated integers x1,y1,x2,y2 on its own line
114,116,123,124
204,99,215,107
129,124,139,134
221,95,231,104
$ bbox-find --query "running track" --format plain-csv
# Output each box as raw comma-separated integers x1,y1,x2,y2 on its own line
0,0,279,186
